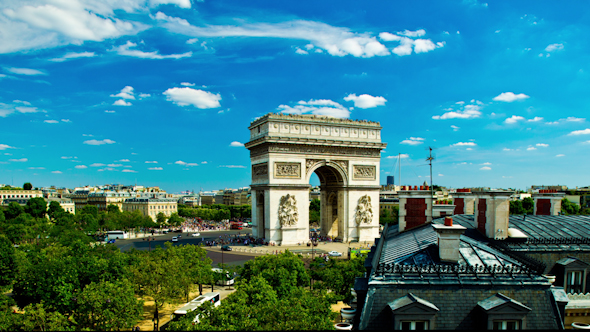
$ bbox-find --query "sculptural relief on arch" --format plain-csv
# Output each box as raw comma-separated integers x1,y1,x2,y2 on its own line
245,113,386,245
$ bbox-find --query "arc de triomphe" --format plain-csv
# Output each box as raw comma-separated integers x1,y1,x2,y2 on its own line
245,113,386,245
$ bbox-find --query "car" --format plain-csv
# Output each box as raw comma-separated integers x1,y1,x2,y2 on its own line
174,229,183,233
177,235,181,238
107,239,116,244
171,237,178,242
221,245,232,251
191,233,201,237
328,251,342,257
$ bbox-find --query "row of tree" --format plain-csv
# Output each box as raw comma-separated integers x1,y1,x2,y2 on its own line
178,204,251,221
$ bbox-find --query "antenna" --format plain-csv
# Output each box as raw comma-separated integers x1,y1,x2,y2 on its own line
398,153,401,188
426,147,436,221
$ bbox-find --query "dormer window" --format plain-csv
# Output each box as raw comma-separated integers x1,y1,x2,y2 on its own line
389,293,439,330
477,293,531,330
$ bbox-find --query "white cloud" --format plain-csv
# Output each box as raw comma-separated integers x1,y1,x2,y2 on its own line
107,163,123,167
9,158,27,162
230,141,244,147
111,86,135,99
556,154,565,157
481,162,492,165
503,148,511,151
493,92,530,102
398,29,426,38
105,110,115,113
504,115,526,124
432,104,482,120
452,142,477,147
343,94,386,109
568,128,590,136
113,99,132,106
44,120,59,124
413,39,437,53
565,117,585,122
400,137,424,145
148,167,163,170
163,87,221,109
122,169,137,173
527,116,543,122
438,173,444,177
536,143,549,147
61,119,71,123
201,161,208,164
145,161,158,163
219,165,246,168
175,160,199,166
186,38,198,44
0,144,15,150
278,99,350,118
295,48,308,55
545,43,564,52
527,147,537,151
480,166,491,170
4,67,46,75
113,41,192,59
49,52,95,62
386,154,409,159
83,139,116,145
28,167,44,170
90,163,105,167
75,165,87,169
51,171,62,174
180,82,195,86
139,93,150,98
451,125,460,131
119,159,130,162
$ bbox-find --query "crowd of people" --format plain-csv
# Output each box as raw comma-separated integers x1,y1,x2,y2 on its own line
181,218,230,232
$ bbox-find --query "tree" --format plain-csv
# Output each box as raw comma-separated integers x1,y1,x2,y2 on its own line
25,197,47,219
309,199,320,224
23,183,33,191
0,235,16,288
106,204,120,214
156,212,168,225
78,205,99,218
509,200,525,215
562,198,580,215
20,302,73,331
73,280,143,331
310,255,365,303
165,244,213,302
5,202,24,220
47,201,65,220
522,197,534,214
168,213,184,227
239,251,309,298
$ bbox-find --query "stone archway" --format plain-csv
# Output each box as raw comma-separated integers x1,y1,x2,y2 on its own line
245,113,386,245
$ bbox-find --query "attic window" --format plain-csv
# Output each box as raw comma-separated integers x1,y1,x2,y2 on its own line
477,293,531,330
388,293,439,330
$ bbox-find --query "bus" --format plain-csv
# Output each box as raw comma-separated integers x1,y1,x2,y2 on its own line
212,268,235,286
169,292,221,324
230,221,243,230
105,231,128,241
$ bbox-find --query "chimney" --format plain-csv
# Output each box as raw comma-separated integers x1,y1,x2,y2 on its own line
398,186,432,232
473,190,511,240
452,188,476,215
532,190,565,215
432,217,466,263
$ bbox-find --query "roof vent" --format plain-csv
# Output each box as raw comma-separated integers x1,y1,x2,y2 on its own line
432,218,466,263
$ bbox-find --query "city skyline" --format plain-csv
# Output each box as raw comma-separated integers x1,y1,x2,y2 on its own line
1,0,590,193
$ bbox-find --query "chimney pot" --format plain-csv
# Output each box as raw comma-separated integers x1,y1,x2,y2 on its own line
444,216,453,226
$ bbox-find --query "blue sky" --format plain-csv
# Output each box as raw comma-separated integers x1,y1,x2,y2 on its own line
1,0,590,193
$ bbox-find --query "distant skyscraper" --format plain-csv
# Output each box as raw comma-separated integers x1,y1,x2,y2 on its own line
386,175,394,186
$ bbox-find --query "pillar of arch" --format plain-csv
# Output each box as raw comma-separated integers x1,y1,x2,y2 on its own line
245,113,386,245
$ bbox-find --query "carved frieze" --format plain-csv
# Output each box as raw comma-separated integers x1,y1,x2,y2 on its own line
355,195,373,225
306,159,323,174
331,160,349,173
353,165,376,180
274,162,301,178
249,143,381,158
279,194,298,227
252,163,268,179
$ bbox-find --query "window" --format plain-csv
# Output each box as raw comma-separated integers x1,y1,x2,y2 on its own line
401,321,428,330
493,320,520,330
567,271,584,294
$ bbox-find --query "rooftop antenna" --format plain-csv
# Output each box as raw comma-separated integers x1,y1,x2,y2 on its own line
426,147,436,221
399,153,401,188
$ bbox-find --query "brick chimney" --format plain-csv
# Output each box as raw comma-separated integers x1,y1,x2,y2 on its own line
452,188,475,215
398,186,432,232
432,217,466,263
532,190,565,215
473,190,511,240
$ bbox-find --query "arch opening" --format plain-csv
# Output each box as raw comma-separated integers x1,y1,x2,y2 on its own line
309,164,346,241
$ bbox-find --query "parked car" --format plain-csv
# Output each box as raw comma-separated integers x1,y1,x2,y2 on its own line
107,239,116,244
171,237,178,242
328,251,342,257
191,233,201,237
221,245,232,251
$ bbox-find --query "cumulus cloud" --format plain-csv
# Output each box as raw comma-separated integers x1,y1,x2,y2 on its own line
113,99,132,106
432,104,482,120
386,154,409,159
122,169,137,173
51,171,62,174
83,139,116,145
400,137,424,145
219,165,246,168
343,94,386,108
175,160,199,166
230,141,244,147
528,117,543,122
536,143,549,147
9,158,27,162
4,67,47,75
105,110,116,113
75,165,87,169
145,161,158,163
0,144,14,150
278,99,350,118
452,142,477,147
568,128,590,136
49,52,95,62
113,41,192,59
480,166,492,170
527,147,537,151
556,154,565,157
493,92,530,102
44,120,59,123
111,86,135,99
180,82,195,86
545,43,564,52
163,87,221,109
148,167,163,170
481,162,492,165
90,163,105,167
504,115,526,124
451,125,460,131
155,13,446,58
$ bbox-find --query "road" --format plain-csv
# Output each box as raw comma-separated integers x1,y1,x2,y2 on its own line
114,229,256,266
